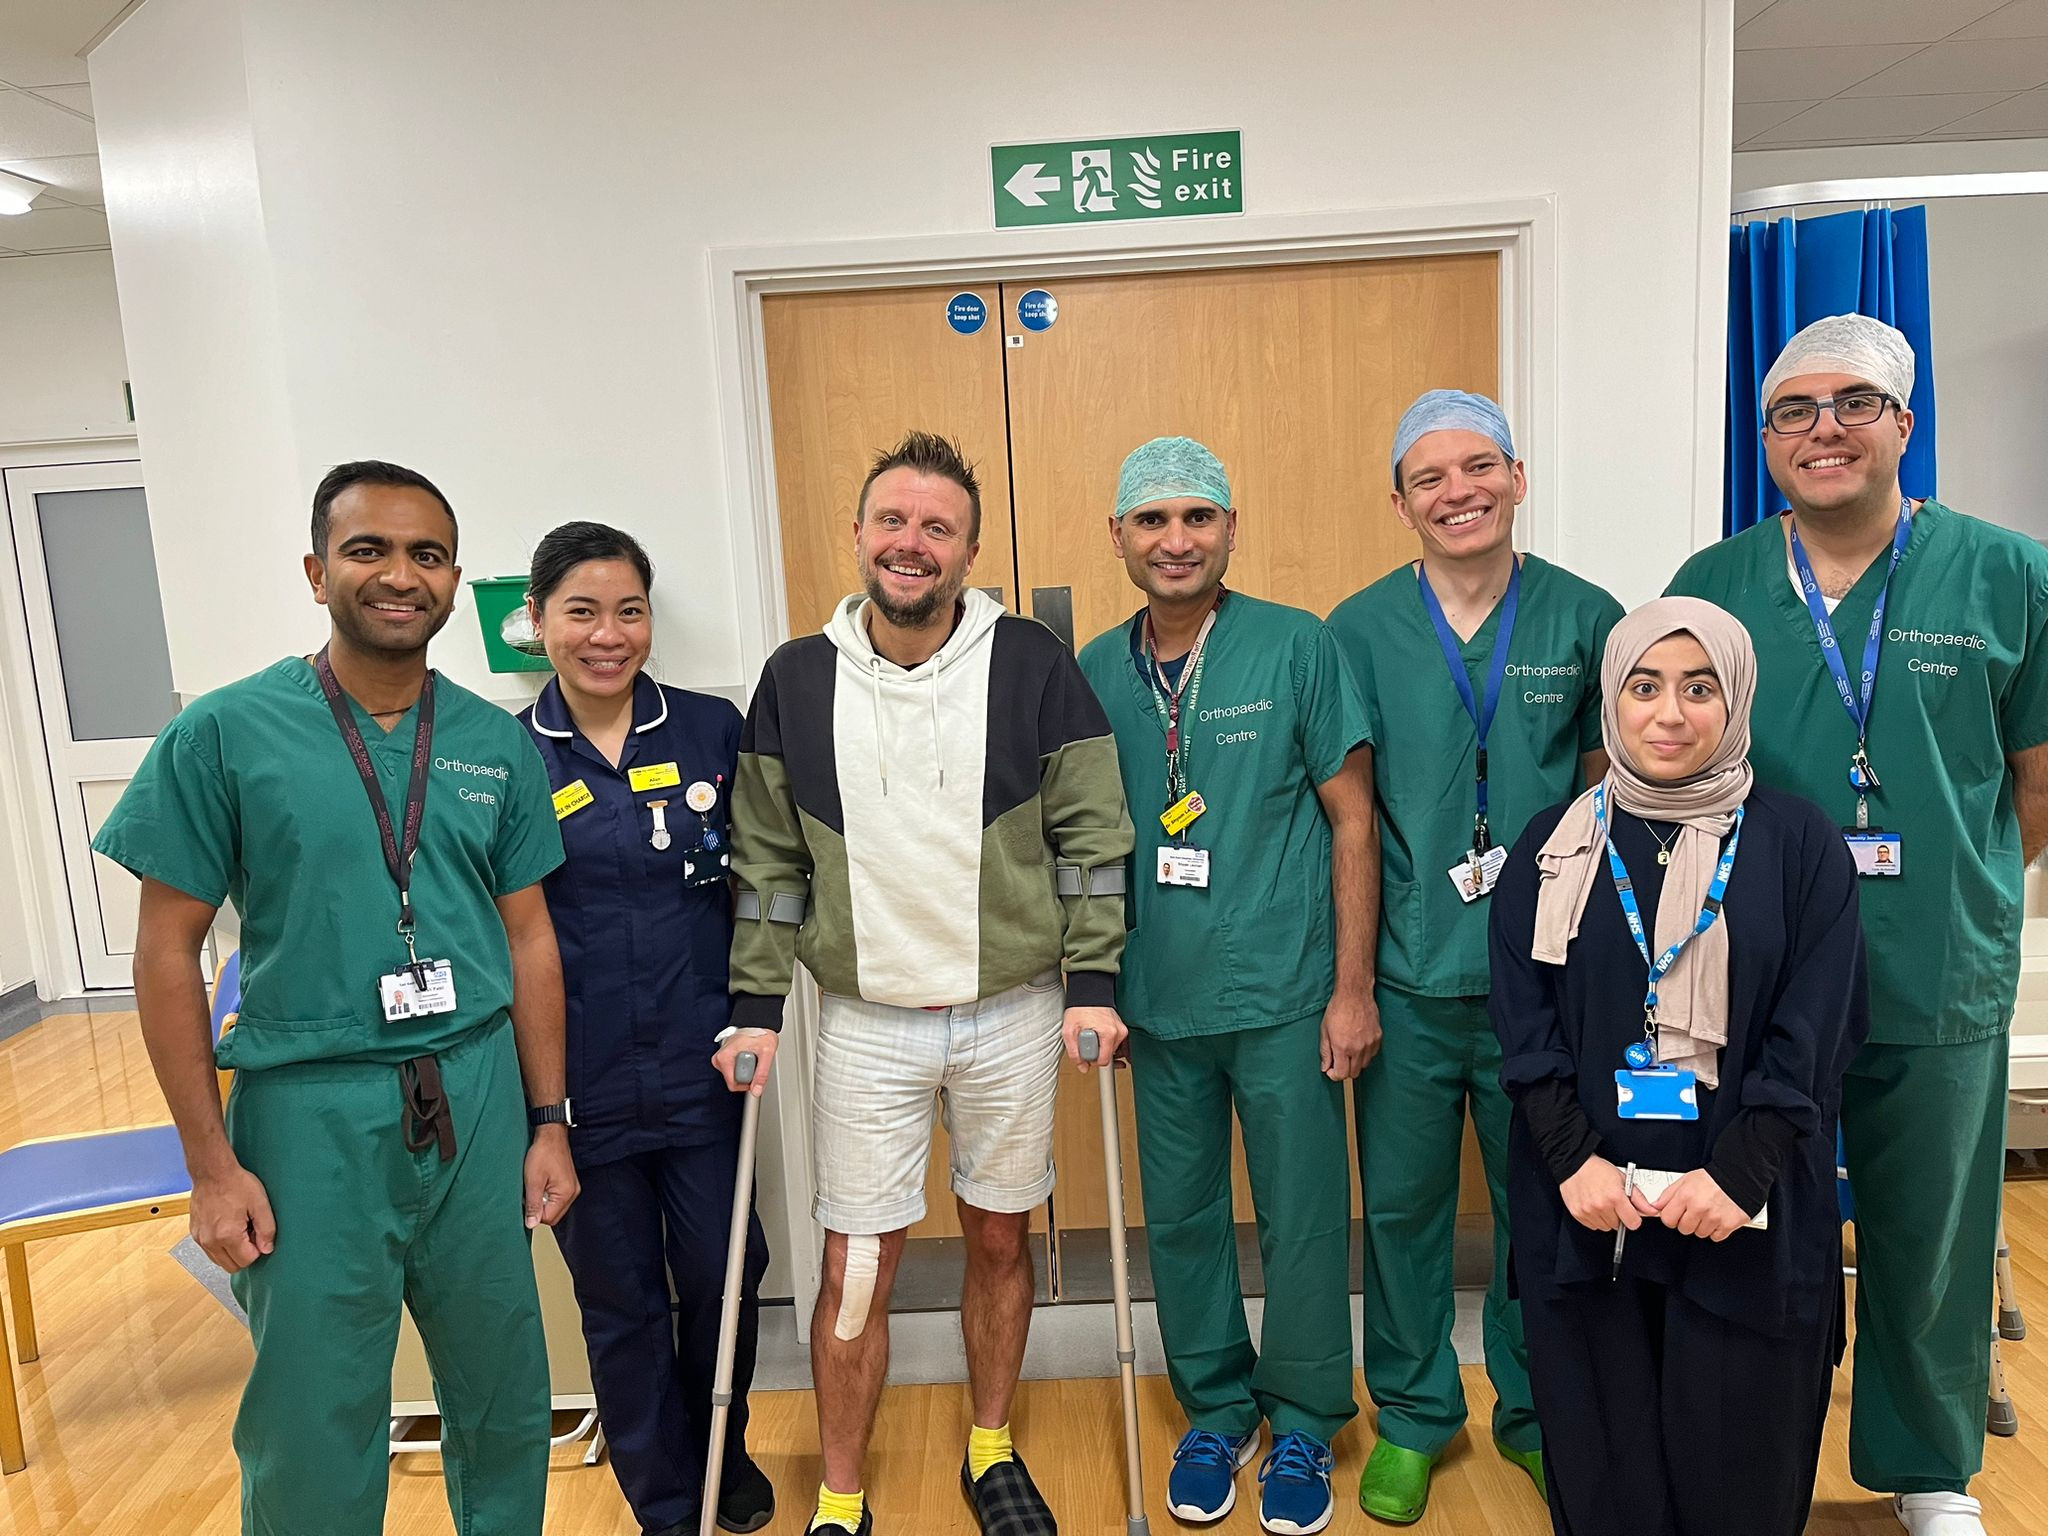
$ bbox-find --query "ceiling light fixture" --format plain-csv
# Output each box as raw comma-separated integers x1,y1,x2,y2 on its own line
0,170,48,216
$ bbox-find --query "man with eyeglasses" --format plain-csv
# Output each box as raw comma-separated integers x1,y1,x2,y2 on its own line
1669,314,2048,1536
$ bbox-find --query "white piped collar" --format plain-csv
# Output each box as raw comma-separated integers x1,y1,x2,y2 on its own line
532,672,667,739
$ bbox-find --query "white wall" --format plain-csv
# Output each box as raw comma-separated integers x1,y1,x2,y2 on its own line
0,251,131,446
0,659,32,993
91,0,1732,704
1734,138,2048,543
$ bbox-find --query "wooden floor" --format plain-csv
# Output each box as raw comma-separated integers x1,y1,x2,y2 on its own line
3,1010,2047,1534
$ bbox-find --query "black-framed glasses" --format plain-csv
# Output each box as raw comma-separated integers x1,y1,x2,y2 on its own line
1764,390,1897,435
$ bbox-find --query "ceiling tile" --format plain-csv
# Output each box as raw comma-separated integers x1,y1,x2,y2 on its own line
1914,83,2048,133
0,88,97,159
0,153,101,206
0,0,131,88
1734,100,1820,144
0,204,109,252
1737,0,2007,48
1952,1,2048,39
1843,35,2048,94
1735,43,1921,102
1744,91,2017,145
19,84,91,120
1737,0,1780,23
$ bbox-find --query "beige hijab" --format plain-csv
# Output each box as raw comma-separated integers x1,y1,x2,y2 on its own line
1532,598,1756,1087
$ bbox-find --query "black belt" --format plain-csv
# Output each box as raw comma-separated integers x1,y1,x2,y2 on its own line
399,1054,457,1162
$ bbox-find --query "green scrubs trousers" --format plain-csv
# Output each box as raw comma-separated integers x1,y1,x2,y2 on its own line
1841,1033,2008,1495
1356,986,1536,1456
226,1021,549,1536
1129,1012,1356,1443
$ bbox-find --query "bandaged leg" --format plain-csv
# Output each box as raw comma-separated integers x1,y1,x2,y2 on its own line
835,1233,881,1341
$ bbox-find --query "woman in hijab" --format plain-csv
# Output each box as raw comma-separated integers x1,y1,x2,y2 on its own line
1488,597,1868,1536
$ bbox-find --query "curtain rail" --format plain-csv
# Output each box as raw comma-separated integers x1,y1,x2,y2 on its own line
1733,171,2048,217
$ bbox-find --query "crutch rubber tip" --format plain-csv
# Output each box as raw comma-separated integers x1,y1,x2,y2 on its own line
2000,1308,2026,1341
1128,1517,1152,1536
1079,1029,1100,1063
1990,1398,2020,1437
736,1052,757,1086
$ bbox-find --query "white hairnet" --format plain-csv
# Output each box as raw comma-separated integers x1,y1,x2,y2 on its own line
1760,313,1915,407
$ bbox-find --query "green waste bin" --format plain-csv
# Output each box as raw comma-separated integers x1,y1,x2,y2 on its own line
469,576,552,674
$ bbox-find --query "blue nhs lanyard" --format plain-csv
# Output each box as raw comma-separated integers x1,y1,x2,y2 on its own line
1592,782,1743,1046
1417,557,1520,851
1786,500,1912,826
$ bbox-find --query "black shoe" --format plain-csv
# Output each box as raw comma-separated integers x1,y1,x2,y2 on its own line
717,1457,776,1533
806,1506,873,1535
961,1453,1057,1536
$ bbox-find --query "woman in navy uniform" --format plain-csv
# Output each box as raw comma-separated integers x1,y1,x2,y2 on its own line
519,521,772,1536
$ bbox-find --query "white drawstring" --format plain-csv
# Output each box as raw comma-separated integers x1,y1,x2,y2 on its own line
868,657,889,796
929,652,946,788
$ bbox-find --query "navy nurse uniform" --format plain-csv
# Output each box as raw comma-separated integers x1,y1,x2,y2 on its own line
521,672,768,1534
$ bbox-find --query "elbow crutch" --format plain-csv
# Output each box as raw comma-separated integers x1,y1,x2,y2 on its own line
1080,1028,1151,1536
699,1051,761,1536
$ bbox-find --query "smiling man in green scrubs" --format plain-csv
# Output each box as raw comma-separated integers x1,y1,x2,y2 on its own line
1325,390,1621,1524
1077,436,1374,1536
93,461,576,1536
1668,315,2048,1536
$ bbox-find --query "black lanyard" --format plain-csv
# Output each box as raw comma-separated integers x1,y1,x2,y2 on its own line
313,647,437,981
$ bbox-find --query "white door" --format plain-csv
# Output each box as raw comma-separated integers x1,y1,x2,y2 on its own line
3,462,179,991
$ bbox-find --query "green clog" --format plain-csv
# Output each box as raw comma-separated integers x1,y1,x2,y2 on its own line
1494,1436,1547,1503
1357,1438,1438,1525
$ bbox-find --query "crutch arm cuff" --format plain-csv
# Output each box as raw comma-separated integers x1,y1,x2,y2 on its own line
1063,970,1117,1010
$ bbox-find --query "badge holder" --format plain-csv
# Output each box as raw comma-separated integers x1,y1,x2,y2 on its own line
1843,754,1903,876
1446,809,1505,904
680,776,731,888
378,911,459,1022
1157,790,1210,888
1616,1028,1698,1122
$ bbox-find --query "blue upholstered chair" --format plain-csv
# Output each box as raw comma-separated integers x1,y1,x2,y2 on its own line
0,951,239,1473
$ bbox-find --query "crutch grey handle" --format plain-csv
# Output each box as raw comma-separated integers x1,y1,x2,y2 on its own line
1079,1028,1101,1063
736,1050,757,1085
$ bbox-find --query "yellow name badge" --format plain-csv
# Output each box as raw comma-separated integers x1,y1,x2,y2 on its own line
629,761,682,793
552,780,594,820
1160,790,1207,837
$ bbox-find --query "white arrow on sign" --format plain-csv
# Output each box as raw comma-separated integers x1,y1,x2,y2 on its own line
1003,162,1061,207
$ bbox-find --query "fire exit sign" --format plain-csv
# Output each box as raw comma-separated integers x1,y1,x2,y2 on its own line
991,130,1243,229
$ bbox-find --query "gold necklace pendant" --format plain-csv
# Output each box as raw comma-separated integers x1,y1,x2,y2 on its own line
1657,848,1671,866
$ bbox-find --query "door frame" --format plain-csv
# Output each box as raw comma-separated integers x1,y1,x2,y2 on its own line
708,198,1570,1330
0,439,144,1000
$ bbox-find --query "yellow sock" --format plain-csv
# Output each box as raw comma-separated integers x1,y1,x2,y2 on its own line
968,1420,1015,1480
811,1485,865,1532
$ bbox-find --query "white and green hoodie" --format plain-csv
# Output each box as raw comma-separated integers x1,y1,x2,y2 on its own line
729,588,1133,1027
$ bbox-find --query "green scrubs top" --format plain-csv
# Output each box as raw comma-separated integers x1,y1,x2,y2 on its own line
94,657,565,1070
1668,501,2048,1045
1077,592,1370,1040
1327,555,1622,997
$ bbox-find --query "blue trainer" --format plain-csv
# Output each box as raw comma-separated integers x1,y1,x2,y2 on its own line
1257,1430,1335,1535
1166,1427,1259,1523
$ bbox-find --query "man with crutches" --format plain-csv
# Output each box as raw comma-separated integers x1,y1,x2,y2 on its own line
1077,438,1376,1535
719,431,1136,1536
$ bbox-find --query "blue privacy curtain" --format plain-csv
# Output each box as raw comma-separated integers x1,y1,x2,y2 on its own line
1726,204,1937,536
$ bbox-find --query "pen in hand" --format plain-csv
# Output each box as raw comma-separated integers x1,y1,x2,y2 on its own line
1611,1163,1637,1281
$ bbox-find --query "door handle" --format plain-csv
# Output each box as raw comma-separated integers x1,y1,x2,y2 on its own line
1031,586,1076,652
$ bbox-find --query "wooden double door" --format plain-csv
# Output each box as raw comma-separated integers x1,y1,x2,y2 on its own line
763,254,1499,1277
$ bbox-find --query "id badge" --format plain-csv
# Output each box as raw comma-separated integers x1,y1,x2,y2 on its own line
1845,829,1902,877
378,960,459,1023
1446,845,1508,904
1157,845,1211,888
1615,1067,1699,1121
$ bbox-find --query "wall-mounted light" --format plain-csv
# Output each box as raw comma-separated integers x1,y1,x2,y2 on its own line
0,170,48,216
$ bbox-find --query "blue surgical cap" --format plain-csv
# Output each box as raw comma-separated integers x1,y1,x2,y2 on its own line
1392,390,1515,481
1115,436,1232,519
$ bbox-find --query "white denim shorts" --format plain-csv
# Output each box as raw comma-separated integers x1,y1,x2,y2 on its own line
811,971,1065,1235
